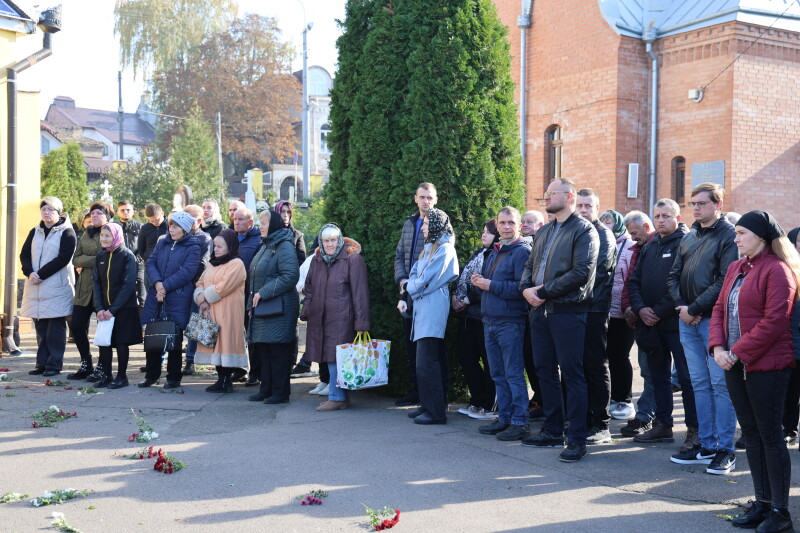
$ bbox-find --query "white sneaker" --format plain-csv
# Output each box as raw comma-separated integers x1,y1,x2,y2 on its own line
610,402,635,420
608,401,620,415
309,382,326,395
457,405,480,416
468,408,498,420
319,383,330,396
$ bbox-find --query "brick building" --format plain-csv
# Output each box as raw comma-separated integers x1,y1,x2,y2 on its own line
493,0,800,226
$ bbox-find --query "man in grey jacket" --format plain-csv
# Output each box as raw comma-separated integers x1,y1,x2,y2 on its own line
519,178,599,463
394,182,439,406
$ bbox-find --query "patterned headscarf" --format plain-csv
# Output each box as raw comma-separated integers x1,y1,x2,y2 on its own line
602,209,626,239
101,223,124,252
210,228,240,266
274,200,293,227
317,223,344,266
425,208,453,244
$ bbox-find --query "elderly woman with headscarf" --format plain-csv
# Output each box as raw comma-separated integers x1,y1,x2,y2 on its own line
301,223,370,411
20,197,77,377
91,222,142,388
599,208,637,420
274,200,307,264
709,211,800,531
139,211,203,389
68,201,114,381
247,210,300,404
399,208,459,425
194,229,248,393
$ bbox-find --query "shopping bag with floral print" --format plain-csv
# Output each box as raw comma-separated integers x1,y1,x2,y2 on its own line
335,332,391,390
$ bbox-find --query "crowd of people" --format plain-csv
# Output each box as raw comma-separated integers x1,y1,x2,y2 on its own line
17,179,800,533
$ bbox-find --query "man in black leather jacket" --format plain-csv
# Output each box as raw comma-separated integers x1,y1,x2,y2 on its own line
576,189,617,445
666,182,738,475
519,178,599,463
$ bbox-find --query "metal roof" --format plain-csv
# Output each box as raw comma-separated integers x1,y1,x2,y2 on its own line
599,0,800,38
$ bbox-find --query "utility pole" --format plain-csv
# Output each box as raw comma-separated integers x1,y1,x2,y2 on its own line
302,23,312,201
117,71,124,160
216,111,223,199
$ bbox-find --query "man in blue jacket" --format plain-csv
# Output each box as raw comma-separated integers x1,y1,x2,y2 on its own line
471,206,532,441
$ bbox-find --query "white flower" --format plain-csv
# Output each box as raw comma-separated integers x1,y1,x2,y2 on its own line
31,498,41,507
51,511,65,519
42,491,54,498
0,374,6,380
49,405,59,411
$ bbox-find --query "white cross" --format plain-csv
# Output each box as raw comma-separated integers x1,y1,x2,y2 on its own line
99,179,113,201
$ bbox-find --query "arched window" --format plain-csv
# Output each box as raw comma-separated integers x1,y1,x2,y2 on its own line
545,125,562,190
320,123,331,154
280,176,297,202
672,156,686,204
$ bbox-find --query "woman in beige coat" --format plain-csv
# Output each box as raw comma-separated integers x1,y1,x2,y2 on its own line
194,229,248,393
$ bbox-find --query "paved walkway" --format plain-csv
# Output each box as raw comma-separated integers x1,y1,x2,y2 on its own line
1,329,798,532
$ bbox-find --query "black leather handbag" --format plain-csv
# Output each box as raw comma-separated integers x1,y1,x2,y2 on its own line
144,303,181,353
254,295,283,317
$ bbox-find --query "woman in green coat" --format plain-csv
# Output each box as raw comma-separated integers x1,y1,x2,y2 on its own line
247,210,300,404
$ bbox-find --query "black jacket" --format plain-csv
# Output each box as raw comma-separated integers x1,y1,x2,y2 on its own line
118,220,142,257
394,212,425,285
137,220,167,262
627,223,689,325
92,245,139,314
520,212,599,313
666,216,738,318
588,219,617,313
201,219,227,240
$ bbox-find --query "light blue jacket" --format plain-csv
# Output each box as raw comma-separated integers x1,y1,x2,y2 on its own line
407,233,459,341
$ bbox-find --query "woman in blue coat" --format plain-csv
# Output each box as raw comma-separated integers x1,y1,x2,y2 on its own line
399,208,459,425
139,211,202,389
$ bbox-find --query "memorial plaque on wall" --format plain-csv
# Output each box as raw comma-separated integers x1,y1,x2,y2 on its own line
691,161,725,189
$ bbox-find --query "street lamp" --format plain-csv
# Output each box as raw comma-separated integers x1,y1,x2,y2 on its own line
302,22,312,201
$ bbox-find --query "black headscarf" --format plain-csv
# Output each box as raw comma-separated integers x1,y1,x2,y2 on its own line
425,208,453,244
262,211,284,243
788,227,800,247
736,210,784,244
210,228,240,266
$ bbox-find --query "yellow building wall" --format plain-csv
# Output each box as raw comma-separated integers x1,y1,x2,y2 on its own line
0,29,43,319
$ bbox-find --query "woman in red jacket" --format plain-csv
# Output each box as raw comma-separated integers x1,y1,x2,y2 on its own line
710,210,800,533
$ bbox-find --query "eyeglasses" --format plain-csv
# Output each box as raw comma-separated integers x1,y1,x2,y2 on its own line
688,200,712,209
543,190,569,198
40,207,57,213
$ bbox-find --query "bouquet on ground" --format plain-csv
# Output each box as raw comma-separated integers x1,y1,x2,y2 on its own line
297,489,328,505
30,489,90,507
128,408,158,442
31,406,77,428
364,505,401,531
51,512,83,533
0,492,29,503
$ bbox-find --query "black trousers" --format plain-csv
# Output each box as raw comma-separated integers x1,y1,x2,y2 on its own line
643,325,698,428
782,364,800,436
34,317,67,372
583,312,610,429
70,305,94,364
456,318,495,411
523,318,543,407
417,337,448,420
403,317,419,394
607,317,634,403
726,364,792,510
146,347,182,382
99,345,130,378
253,342,293,401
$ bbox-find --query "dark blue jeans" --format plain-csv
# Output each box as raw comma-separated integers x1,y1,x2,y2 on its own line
530,308,588,445
642,325,698,429
484,322,527,425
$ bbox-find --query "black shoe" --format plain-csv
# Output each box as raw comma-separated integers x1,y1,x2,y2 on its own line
289,364,314,378
140,366,148,373
706,450,736,475
756,508,793,533
407,408,426,419
414,413,446,425
732,500,770,529
521,429,565,448
182,363,194,376
670,445,715,465
28,367,46,375
108,376,129,389
478,420,510,435
736,436,747,450
206,379,225,392
245,375,260,387
248,394,267,402
620,418,652,438
559,443,588,463
163,381,181,390
527,402,545,420
784,431,797,446
231,369,247,383
42,369,61,377
95,375,113,388
496,424,530,441
67,363,93,380
137,378,160,388
263,396,289,404
85,368,104,383
395,391,420,407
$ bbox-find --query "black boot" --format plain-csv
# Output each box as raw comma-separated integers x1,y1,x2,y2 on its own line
206,376,225,392
755,508,793,533
67,360,93,380
221,372,234,393
732,500,770,528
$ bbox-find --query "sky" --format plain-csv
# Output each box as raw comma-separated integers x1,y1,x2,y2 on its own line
11,0,345,118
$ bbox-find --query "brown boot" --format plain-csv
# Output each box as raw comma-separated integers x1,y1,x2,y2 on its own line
316,400,350,412
679,426,699,452
633,420,674,443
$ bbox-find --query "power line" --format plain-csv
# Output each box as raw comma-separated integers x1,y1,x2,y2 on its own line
703,1,797,90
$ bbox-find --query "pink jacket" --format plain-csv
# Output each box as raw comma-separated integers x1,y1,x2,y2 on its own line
610,236,635,318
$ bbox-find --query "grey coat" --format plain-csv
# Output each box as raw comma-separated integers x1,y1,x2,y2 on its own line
407,233,459,341
247,228,300,344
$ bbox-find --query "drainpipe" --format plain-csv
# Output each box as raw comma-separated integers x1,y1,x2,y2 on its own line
518,0,532,179
4,7,61,355
643,25,658,219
